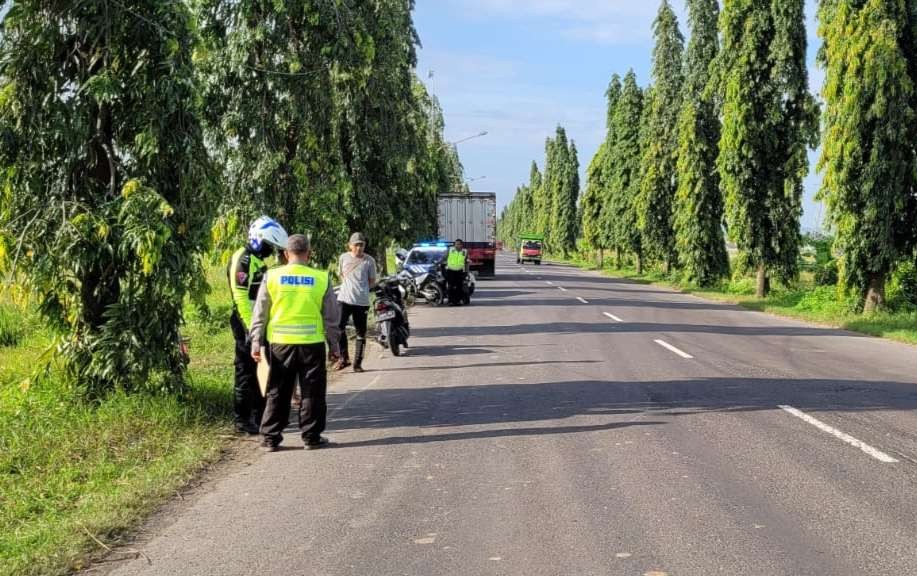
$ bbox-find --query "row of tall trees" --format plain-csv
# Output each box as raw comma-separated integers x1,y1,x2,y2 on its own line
499,126,580,256
0,0,463,395
501,0,823,299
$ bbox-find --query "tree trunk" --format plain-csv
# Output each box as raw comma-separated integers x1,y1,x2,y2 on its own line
663,256,671,275
635,253,643,276
615,249,622,269
597,248,604,269
864,273,886,313
756,264,769,298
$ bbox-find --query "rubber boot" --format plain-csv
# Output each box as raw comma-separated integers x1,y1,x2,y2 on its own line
353,338,366,373
336,331,351,371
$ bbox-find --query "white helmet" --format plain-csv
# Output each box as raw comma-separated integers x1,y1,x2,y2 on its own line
248,216,288,253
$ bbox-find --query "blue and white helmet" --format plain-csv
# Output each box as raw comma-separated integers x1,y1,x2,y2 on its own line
248,216,289,253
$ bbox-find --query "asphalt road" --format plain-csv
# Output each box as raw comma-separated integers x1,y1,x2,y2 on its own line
107,254,917,576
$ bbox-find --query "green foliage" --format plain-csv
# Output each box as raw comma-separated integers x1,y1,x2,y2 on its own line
674,0,728,286
196,0,458,266
715,0,818,294
0,1,218,396
888,260,917,309
0,303,22,347
0,265,233,576
817,0,917,309
608,71,645,262
638,1,684,269
500,128,579,258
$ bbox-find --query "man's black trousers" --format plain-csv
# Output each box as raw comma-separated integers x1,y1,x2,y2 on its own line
338,302,369,362
261,343,328,446
230,311,265,429
445,269,465,304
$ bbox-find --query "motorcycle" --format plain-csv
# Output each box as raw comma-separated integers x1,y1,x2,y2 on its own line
413,266,447,307
373,276,410,356
396,269,418,307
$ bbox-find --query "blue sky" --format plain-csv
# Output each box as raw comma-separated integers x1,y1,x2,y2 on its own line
413,0,825,231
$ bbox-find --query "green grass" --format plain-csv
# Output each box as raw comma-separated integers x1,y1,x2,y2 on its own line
0,266,236,576
559,254,917,346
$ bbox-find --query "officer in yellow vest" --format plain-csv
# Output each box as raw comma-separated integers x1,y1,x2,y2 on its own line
445,238,469,305
250,234,341,451
228,216,288,435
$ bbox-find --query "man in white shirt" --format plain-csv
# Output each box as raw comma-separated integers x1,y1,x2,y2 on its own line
335,232,376,373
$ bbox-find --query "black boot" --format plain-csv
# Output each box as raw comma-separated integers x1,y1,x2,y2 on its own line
335,331,351,370
353,338,366,373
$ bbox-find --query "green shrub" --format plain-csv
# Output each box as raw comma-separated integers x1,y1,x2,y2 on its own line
887,261,917,310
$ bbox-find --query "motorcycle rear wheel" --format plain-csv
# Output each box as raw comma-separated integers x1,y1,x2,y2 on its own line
428,285,444,307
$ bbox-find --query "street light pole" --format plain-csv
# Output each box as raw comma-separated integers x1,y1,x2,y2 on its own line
449,131,488,147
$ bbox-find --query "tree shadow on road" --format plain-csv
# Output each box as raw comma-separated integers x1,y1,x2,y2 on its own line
468,296,742,312
325,376,917,444
411,321,862,339
329,420,661,449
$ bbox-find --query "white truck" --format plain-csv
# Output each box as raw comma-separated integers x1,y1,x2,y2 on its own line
437,193,497,277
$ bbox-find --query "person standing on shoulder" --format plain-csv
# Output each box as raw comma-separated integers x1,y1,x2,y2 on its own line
335,232,376,373
250,234,341,452
227,216,288,435
445,238,469,305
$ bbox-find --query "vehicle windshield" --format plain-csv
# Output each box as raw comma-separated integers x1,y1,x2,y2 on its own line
406,248,447,266
523,241,542,250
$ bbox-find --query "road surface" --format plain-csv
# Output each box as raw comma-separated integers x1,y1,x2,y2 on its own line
107,254,917,576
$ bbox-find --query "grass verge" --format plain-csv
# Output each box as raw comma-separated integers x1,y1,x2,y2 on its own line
557,255,917,346
0,267,236,576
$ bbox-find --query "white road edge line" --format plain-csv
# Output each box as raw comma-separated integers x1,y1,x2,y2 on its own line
778,405,899,463
577,297,589,304
653,339,694,359
603,312,623,322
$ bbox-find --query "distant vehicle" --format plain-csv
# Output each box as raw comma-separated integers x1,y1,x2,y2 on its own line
437,193,497,277
517,233,544,265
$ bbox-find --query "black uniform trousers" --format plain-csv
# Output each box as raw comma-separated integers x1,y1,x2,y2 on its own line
445,269,465,304
260,342,327,446
230,311,265,428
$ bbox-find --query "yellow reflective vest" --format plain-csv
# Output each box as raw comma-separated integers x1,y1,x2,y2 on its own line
265,264,330,345
446,248,467,271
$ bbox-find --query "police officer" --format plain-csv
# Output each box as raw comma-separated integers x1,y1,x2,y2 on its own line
445,239,469,305
250,234,341,451
228,216,288,435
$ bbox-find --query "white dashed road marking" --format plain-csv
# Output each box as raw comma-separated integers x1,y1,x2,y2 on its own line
653,339,694,359
604,312,623,322
778,405,899,463
577,297,589,304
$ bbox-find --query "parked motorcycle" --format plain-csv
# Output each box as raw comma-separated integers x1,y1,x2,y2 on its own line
373,276,410,356
413,266,447,307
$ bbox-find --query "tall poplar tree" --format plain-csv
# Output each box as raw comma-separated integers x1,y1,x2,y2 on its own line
639,1,685,272
547,126,577,256
817,0,917,311
609,71,646,273
674,0,729,286
599,75,624,258
716,0,818,297
583,143,609,264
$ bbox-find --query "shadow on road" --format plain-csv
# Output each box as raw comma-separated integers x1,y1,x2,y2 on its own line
469,295,742,312
377,359,602,372
327,377,917,441
411,321,861,339
329,420,661,449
